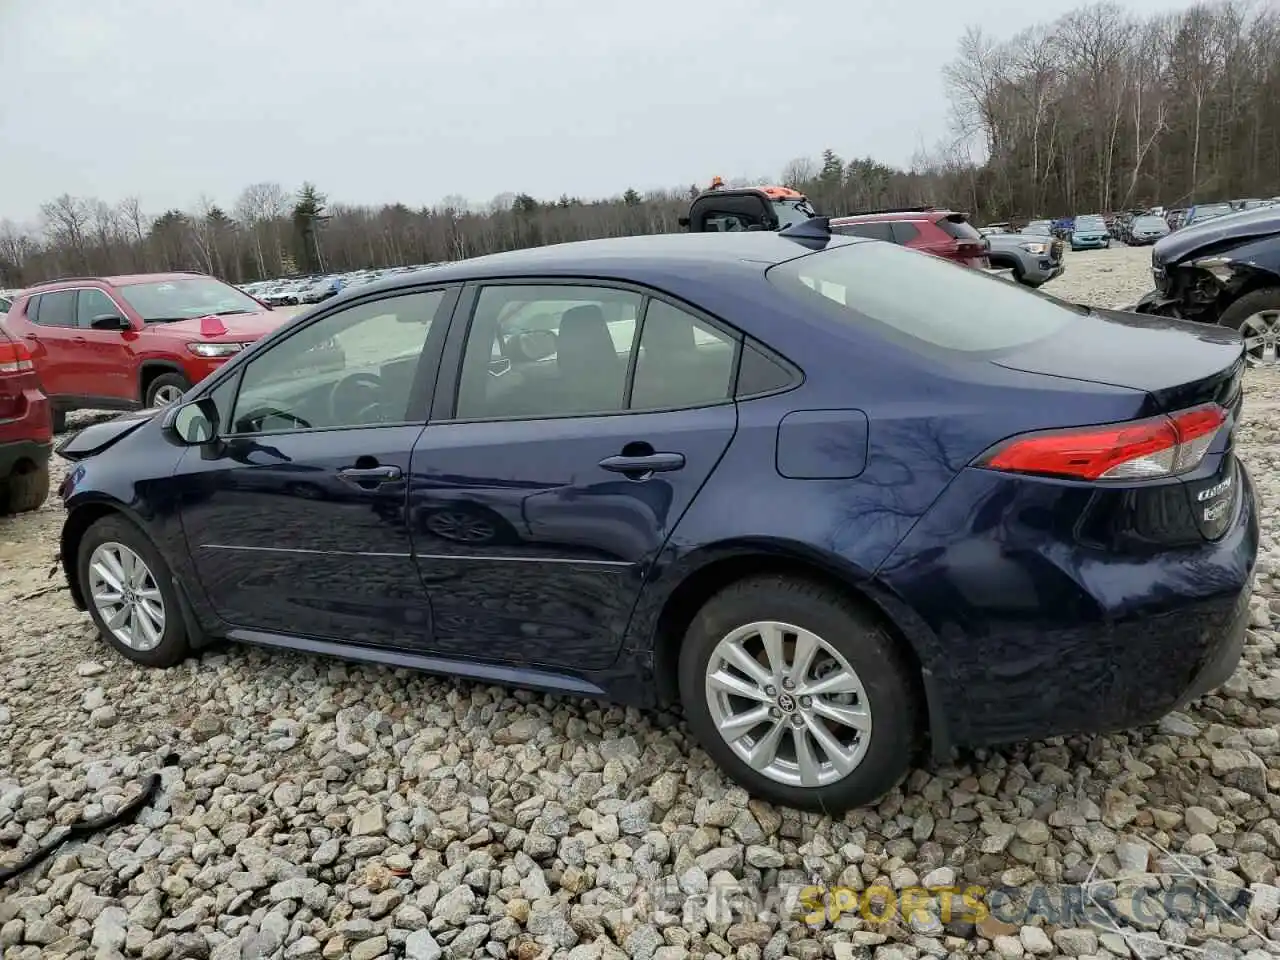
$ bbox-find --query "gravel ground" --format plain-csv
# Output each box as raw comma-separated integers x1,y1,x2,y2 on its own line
3,246,1280,960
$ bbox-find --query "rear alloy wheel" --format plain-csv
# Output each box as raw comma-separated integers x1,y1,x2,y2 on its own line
78,515,190,667
145,372,192,408
1220,288,1280,368
678,576,919,813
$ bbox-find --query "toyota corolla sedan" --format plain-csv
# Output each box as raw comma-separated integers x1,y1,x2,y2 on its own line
54,226,1257,813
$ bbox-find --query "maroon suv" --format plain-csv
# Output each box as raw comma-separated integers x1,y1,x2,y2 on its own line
0,323,52,515
4,272,294,431
829,208,991,269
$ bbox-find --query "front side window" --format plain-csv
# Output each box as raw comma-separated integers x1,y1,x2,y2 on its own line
228,289,445,434
76,289,122,327
31,291,76,327
117,277,263,323
768,241,1080,355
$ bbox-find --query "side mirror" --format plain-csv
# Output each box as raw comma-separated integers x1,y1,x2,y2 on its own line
161,397,219,447
91,314,130,331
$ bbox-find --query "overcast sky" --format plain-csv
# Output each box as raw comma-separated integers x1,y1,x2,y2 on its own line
0,0,1191,223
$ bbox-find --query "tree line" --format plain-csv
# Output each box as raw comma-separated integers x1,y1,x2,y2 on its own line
2,0,1277,288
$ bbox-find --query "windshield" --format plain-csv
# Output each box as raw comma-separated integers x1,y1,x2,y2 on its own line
1134,216,1168,231
1023,221,1052,235
767,240,1081,356
772,198,817,228
1075,217,1106,230
1191,204,1232,221
118,277,263,322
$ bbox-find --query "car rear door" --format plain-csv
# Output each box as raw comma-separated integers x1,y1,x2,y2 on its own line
17,290,83,399
408,280,739,672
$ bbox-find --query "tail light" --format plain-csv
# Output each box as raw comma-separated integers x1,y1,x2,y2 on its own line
977,403,1227,481
0,337,34,374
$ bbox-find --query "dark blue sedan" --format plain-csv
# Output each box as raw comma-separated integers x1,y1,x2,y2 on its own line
55,224,1258,812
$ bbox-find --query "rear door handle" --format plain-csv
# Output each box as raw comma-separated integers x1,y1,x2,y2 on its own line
339,465,402,483
71,337,87,344
598,452,685,475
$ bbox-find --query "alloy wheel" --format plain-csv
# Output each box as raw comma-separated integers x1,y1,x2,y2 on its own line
425,510,498,543
1240,309,1280,367
704,620,872,788
152,384,185,407
87,541,166,651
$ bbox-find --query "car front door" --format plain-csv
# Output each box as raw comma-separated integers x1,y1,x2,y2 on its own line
74,288,138,401
408,281,740,671
174,286,456,649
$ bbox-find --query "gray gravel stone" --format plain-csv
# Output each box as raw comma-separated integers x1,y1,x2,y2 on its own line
3,261,1280,960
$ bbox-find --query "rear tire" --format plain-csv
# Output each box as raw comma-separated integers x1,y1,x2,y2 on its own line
1,461,50,515
677,575,919,813
1220,287,1280,367
77,515,190,668
145,372,192,408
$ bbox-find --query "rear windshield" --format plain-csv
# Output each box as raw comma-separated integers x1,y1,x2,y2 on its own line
935,216,981,241
767,241,1081,354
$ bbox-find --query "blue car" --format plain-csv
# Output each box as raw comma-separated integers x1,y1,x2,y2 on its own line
1070,214,1112,250
55,226,1257,812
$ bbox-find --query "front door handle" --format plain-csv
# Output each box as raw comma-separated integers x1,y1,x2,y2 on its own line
598,452,685,475
339,465,402,484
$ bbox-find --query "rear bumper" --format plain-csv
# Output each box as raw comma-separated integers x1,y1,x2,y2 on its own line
0,439,52,478
875,461,1259,751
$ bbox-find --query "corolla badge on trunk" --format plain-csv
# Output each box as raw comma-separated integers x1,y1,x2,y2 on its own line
1197,475,1233,502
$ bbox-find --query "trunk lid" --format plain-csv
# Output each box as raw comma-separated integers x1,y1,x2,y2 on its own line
990,307,1245,416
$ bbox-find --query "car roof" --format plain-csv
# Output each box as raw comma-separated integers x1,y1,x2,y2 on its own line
830,210,955,223
25,272,208,292
354,231,869,293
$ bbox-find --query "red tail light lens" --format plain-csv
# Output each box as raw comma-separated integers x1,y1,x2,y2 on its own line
978,402,1227,481
0,338,34,374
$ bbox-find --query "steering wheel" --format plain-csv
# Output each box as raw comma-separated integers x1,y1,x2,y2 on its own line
329,372,385,425
234,403,312,433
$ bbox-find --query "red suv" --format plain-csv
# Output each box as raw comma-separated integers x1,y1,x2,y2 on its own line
829,208,991,269
3,272,293,431
0,323,52,515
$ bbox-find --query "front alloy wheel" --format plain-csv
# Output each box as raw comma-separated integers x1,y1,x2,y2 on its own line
88,541,166,651
704,621,872,788
78,515,190,667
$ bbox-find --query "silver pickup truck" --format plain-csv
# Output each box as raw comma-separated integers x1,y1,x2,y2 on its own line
982,225,1066,288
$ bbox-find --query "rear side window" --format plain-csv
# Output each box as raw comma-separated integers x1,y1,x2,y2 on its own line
832,221,895,243
890,222,920,244
30,291,77,327
767,242,1080,354
935,216,982,241
735,340,797,397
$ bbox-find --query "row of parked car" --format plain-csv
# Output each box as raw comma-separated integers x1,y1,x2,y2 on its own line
240,264,439,307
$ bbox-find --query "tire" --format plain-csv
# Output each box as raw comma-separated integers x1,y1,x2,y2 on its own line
1,460,50,515
77,514,190,668
144,372,192,409
52,409,67,434
677,575,919,813
1220,287,1280,367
